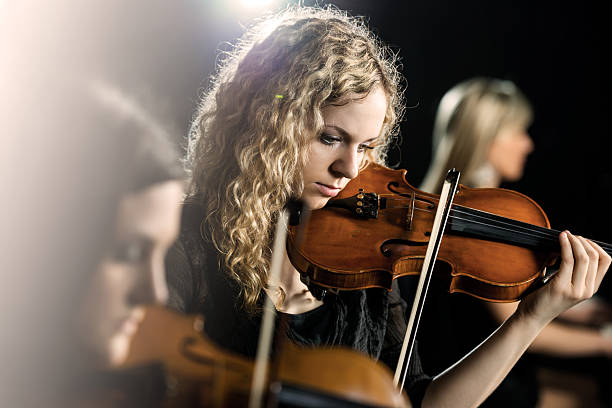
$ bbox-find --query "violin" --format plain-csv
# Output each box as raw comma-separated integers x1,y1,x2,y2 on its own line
112,305,412,407
288,162,612,302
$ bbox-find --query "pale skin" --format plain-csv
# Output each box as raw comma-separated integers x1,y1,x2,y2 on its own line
271,85,611,407
269,87,384,314
486,122,534,184
76,180,183,367
484,126,612,359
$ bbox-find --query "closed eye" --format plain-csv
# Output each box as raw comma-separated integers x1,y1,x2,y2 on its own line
358,144,375,153
319,129,377,153
111,237,152,264
319,133,341,146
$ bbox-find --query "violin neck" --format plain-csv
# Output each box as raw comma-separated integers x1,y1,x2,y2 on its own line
447,204,612,256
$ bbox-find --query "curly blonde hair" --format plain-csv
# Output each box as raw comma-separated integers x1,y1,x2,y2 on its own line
187,6,404,312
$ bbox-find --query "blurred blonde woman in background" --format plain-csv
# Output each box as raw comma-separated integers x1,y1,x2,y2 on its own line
420,78,533,192
416,77,612,408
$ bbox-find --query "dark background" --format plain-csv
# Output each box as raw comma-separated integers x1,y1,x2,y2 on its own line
139,0,610,299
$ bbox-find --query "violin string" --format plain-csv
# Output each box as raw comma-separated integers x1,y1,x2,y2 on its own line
451,206,612,253
385,195,612,252
384,196,573,244
452,207,561,241
381,197,612,253
452,206,611,252
384,195,550,242
450,212,560,246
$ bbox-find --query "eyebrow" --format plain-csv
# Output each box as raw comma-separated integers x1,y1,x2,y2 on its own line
323,124,378,144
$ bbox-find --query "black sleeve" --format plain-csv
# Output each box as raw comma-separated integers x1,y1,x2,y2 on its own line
164,202,209,314
379,280,432,408
164,238,195,313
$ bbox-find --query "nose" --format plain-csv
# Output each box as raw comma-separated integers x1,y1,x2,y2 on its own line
151,257,169,304
127,257,169,306
330,147,361,180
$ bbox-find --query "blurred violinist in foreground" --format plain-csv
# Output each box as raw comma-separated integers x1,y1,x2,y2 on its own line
72,82,185,368
0,1,209,406
416,77,612,407
0,76,184,407
165,6,610,407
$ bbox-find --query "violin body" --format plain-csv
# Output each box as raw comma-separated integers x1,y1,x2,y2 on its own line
288,163,558,302
120,305,254,407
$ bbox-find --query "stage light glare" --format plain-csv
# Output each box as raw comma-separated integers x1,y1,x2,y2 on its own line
240,0,274,10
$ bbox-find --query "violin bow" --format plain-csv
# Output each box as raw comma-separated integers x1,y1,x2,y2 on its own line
394,169,461,390
249,208,290,408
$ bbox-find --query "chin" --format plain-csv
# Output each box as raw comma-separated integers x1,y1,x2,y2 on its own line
302,196,330,211
506,170,523,182
108,330,133,367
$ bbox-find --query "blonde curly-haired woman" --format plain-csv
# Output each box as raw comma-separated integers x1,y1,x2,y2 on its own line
165,7,610,407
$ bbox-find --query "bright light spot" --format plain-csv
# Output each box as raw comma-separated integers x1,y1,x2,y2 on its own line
226,0,284,20
240,0,274,10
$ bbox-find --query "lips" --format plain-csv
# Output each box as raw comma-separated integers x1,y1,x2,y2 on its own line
116,308,145,336
113,314,137,336
315,182,341,197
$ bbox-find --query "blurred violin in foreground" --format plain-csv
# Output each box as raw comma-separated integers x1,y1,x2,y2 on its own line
288,163,612,302
89,306,411,407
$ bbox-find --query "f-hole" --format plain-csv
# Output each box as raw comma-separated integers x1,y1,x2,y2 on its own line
380,238,427,257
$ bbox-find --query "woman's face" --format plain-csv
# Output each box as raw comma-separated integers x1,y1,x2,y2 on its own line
77,180,183,367
487,123,534,182
301,85,388,210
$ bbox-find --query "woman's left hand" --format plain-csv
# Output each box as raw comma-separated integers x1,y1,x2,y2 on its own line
517,231,611,326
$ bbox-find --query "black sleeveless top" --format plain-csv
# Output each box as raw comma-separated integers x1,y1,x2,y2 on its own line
165,201,431,406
